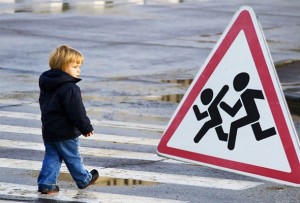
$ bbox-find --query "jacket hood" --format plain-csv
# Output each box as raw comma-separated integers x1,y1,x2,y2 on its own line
39,69,81,91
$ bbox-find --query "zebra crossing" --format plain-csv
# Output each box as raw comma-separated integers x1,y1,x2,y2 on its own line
0,100,263,202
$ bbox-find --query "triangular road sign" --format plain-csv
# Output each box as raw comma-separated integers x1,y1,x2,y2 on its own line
157,6,300,186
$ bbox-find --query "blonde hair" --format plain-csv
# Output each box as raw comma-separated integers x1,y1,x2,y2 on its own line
49,45,83,71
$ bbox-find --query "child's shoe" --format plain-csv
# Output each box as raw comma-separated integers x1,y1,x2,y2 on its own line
38,185,59,194
79,169,99,189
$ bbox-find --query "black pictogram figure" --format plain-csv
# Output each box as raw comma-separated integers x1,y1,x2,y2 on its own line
220,72,276,150
193,85,229,143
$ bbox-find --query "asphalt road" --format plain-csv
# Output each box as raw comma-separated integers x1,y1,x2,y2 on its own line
0,0,300,202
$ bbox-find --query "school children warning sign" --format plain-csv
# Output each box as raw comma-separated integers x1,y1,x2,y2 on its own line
157,6,300,186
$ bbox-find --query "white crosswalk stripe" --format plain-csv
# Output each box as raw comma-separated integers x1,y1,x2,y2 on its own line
0,158,262,190
0,124,159,146
0,110,165,132
0,108,264,202
0,139,181,164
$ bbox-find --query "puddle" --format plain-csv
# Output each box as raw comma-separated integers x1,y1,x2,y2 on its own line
58,173,158,187
150,60,300,117
32,172,157,187
146,79,192,103
160,94,184,103
60,173,158,187
161,79,193,86
0,0,185,14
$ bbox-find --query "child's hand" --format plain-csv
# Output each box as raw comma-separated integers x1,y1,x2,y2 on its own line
84,131,94,137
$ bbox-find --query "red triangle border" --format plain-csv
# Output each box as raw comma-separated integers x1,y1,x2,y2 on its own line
157,8,300,185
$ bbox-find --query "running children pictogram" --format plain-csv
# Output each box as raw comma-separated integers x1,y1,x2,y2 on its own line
193,72,277,150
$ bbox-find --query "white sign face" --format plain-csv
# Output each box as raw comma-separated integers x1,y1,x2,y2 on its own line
157,6,300,186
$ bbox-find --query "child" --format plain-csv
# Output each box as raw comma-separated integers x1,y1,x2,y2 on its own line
38,45,99,194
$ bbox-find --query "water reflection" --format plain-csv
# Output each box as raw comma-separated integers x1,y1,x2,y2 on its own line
160,94,184,103
57,173,157,186
161,79,193,86
0,0,185,14
103,177,155,186
157,79,193,103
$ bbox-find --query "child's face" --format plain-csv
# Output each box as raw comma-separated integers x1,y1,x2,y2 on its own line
65,62,81,78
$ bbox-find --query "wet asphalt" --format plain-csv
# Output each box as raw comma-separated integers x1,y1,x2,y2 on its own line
0,0,300,202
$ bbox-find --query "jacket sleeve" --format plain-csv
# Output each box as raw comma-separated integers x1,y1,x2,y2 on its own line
60,85,94,135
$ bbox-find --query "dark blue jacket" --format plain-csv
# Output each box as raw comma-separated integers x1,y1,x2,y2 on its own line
39,69,93,141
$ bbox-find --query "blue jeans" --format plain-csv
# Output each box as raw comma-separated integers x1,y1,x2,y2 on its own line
38,138,92,190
